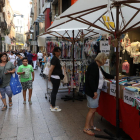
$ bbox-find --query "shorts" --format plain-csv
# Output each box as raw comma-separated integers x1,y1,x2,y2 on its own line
86,89,101,108
0,86,13,99
21,80,32,90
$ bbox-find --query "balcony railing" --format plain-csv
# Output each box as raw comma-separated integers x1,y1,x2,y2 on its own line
0,0,5,7
1,21,7,30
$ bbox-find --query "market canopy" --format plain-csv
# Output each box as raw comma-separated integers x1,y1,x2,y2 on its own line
38,29,107,46
47,0,140,35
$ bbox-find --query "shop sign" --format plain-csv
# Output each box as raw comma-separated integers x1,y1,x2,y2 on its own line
123,89,136,106
104,59,109,66
100,41,110,54
102,81,108,93
71,0,78,5
110,84,120,97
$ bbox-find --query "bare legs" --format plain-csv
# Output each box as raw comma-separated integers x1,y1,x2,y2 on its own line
84,108,96,129
23,89,32,102
28,89,32,101
23,90,27,101
1,98,7,106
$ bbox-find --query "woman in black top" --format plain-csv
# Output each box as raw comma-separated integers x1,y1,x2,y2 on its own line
83,53,115,136
48,47,64,112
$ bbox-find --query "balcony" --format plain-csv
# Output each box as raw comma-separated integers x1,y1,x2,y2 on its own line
0,0,5,7
1,21,7,30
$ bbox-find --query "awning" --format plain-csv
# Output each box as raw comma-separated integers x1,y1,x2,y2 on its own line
38,29,108,43
47,0,140,35
5,36,11,45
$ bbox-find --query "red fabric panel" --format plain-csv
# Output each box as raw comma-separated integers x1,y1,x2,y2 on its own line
97,92,116,126
97,91,140,140
120,100,140,140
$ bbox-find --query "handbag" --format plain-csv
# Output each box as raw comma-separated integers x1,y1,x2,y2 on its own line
10,72,22,95
43,62,50,76
0,64,6,85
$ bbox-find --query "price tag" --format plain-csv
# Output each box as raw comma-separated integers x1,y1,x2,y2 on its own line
123,89,136,106
102,81,108,93
110,84,120,97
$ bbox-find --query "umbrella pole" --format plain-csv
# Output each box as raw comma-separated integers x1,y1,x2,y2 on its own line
116,4,120,138
72,30,75,102
95,4,130,140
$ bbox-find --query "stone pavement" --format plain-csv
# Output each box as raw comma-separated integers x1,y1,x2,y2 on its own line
0,69,130,140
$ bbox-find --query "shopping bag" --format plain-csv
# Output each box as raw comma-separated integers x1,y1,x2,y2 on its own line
10,72,22,95
43,62,50,76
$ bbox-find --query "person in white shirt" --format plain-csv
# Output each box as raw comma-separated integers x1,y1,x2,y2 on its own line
8,51,16,66
37,51,43,67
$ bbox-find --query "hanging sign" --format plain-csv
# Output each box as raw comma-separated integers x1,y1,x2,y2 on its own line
100,41,110,54
104,59,109,66
123,89,136,106
110,84,120,97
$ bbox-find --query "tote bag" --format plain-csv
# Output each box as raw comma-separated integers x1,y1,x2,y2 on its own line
43,62,50,76
10,73,22,95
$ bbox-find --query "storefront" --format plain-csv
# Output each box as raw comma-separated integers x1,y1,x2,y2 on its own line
16,43,24,50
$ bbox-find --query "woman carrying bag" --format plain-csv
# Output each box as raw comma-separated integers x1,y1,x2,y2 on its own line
0,53,15,111
48,47,64,112
83,53,115,136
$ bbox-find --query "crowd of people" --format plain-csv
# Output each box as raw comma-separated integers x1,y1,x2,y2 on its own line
0,49,51,110
0,48,116,136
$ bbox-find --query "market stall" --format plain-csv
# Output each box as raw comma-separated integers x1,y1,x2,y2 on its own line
39,0,140,139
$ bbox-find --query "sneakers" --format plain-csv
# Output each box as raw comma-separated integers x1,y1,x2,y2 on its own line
51,107,61,112
50,106,59,110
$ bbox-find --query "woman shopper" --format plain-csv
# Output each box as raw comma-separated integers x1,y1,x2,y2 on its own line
37,51,43,67
48,47,64,112
40,53,47,77
83,53,115,136
9,51,16,66
32,52,37,70
0,53,15,111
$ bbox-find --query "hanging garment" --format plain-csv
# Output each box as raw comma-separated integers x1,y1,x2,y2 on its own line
121,34,131,54
122,61,130,73
130,42,140,57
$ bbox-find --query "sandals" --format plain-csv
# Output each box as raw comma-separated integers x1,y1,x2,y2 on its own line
83,128,95,136
90,126,101,132
1,105,7,111
9,101,13,107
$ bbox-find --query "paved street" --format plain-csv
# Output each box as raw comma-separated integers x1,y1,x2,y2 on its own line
0,69,129,140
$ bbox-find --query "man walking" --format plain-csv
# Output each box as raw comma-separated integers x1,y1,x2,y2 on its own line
17,58,34,104
27,51,33,65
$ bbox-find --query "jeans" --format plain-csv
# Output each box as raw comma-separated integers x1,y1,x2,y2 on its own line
50,77,60,107
28,60,32,65
0,86,13,99
39,59,42,67
33,61,37,69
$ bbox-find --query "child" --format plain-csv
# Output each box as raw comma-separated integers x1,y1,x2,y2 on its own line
17,58,34,104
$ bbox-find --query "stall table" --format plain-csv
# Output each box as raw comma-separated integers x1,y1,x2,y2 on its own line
97,91,140,140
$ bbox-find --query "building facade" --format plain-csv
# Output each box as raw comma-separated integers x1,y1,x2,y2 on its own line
29,0,78,53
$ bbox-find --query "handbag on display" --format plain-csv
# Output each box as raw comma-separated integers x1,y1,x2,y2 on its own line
10,72,22,95
0,64,7,85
